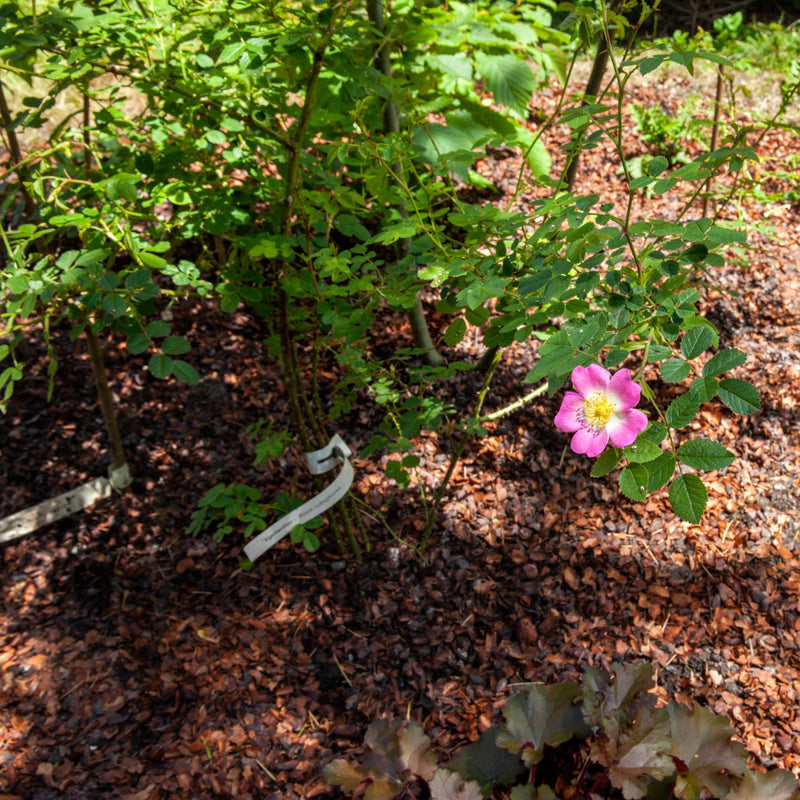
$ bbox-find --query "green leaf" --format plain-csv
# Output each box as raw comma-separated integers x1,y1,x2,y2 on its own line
681,326,714,359
727,769,800,800
474,52,536,114
639,55,667,75
140,251,168,270
638,421,668,446
514,127,551,179
149,353,173,379
371,217,420,245
677,439,735,471
497,682,589,767
102,294,127,317
703,348,746,377
218,42,247,63
665,391,701,428
125,269,152,290
172,360,200,385
669,474,708,524
647,452,676,493
624,439,663,463
647,344,673,362
668,703,746,800
465,306,489,327
444,318,467,347
605,347,628,367
591,446,622,477
689,376,719,403
660,358,691,383
648,156,669,177
718,379,760,415
147,320,171,337
619,464,649,501
161,335,191,355
126,332,149,355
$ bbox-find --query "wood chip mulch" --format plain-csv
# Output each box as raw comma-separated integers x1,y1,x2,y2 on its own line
2,73,800,799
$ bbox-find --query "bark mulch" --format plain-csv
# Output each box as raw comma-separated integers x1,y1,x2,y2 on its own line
2,74,800,799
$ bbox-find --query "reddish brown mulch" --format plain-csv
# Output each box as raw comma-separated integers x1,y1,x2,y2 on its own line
2,75,800,800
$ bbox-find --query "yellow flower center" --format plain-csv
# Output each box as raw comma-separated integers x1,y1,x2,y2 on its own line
582,392,616,431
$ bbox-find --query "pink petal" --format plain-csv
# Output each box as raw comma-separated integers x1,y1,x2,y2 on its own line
571,364,610,397
554,392,584,432
608,368,641,409
607,409,649,448
570,426,610,458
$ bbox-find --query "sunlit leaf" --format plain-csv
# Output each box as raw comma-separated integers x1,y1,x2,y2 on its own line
718,379,760,415
677,439,734,471
669,474,707,524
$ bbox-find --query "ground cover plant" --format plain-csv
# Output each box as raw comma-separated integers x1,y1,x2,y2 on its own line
324,662,800,800
2,0,800,798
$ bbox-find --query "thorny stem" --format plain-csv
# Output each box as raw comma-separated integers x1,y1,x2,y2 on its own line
269,3,366,558
479,382,547,423
85,326,129,479
702,65,725,219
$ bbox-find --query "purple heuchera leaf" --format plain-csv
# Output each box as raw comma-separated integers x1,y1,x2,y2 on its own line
554,364,648,458
727,769,800,800
429,769,483,800
668,703,747,800
322,718,437,800
496,681,590,767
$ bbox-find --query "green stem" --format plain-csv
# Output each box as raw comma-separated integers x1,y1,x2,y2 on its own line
479,382,547,423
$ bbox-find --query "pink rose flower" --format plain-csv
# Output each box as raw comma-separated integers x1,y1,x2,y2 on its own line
554,364,648,458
